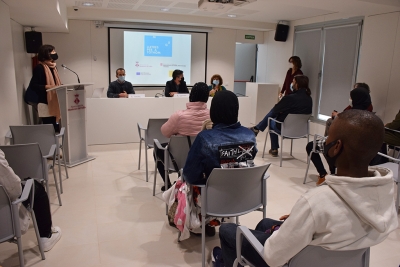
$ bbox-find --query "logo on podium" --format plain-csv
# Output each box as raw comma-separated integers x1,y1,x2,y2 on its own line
74,94,80,104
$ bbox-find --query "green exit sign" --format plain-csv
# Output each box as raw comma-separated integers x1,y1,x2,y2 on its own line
245,35,255,40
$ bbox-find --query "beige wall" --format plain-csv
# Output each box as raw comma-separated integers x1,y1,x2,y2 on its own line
42,20,242,97
259,12,400,123
0,1,21,145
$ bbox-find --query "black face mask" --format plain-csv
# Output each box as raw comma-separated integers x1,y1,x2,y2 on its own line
50,53,58,61
323,140,342,168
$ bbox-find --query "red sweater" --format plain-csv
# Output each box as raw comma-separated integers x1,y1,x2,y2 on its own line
281,68,303,96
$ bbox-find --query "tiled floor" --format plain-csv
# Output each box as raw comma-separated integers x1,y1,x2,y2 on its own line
0,134,399,267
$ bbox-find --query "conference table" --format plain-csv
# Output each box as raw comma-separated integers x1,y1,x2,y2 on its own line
86,96,252,145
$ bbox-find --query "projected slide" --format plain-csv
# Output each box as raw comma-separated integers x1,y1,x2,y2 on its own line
124,32,192,85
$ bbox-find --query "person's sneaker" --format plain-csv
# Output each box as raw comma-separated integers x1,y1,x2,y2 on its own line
205,224,216,237
316,176,326,186
212,246,224,267
40,226,62,252
249,127,259,136
269,149,278,157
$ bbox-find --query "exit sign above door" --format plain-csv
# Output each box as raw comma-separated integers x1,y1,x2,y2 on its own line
245,35,255,40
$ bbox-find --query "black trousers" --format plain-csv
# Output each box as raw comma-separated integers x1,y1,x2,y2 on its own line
153,143,171,184
306,141,336,177
41,116,60,133
22,180,52,238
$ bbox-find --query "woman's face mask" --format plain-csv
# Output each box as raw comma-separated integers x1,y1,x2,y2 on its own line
50,53,58,61
213,79,220,86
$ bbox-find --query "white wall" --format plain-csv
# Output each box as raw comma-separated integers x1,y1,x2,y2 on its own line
0,1,21,145
42,20,243,96
258,12,400,123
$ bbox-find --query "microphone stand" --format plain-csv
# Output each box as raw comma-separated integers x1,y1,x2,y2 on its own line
61,64,80,84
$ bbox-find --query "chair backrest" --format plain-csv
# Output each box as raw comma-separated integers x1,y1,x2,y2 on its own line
10,125,56,155
168,135,196,170
0,185,15,243
0,144,45,180
287,246,370,267
203,164,270,217
281,114,311,138
146,119,169,147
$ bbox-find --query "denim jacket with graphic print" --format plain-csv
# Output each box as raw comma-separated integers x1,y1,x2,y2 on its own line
182,122,257,185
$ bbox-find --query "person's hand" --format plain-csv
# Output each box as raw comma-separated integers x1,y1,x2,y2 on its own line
210,89,216,96
119,91,128,98
279,214,290,221
169,92,177,97
331,110,338,118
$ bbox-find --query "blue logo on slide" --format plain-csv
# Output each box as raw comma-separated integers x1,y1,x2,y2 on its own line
144,36,172,57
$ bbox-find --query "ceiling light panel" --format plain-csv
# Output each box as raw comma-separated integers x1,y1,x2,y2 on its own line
75,1,103,7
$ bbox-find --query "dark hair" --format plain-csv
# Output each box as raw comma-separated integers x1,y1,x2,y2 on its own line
350,88,371,110
289,56,302,69
116,68,125,75
210,74,223,85
38,44,55,62
210,90,239,125
294,75,311,96
172,69,183,80
190,82,209,103
354,82,370,93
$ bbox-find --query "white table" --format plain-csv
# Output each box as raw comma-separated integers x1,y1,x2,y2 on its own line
86,96,252,145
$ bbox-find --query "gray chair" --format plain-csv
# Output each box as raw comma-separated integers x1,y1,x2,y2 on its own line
0,143,62,206
234,225,370,267
262,114,311,167
303,134,325,184
10,125,69,194
385,127,400,158
153,135,195,196
192,164,271,267
376,152,399,213
0,179,45,267
137,119,169,182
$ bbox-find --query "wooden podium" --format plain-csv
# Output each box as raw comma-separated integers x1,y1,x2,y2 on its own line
47,83,95,167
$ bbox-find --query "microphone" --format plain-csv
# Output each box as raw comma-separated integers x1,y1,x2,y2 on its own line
61,64,80,83
235,93,247,97
155,93,164,98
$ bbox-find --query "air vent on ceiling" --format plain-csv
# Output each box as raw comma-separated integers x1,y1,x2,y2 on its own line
198,0,256,12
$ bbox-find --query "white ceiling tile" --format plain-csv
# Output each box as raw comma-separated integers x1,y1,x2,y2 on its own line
110,0,139,3
172,2,199,9
168,7,195,13
228,8,258,15
142,0,173,7
107,3,135,8
75,1,103,7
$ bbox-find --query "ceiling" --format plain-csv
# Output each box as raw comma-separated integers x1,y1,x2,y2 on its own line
3,0,400,32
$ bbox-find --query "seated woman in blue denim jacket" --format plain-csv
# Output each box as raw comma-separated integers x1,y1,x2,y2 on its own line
182,90,258,185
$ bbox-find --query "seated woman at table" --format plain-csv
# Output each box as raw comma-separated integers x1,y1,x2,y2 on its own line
208,74,227,97
164,69,189,97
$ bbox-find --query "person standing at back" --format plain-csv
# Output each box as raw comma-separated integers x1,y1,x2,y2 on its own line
164,69,189,97
107,68,135,98
279,56,303,98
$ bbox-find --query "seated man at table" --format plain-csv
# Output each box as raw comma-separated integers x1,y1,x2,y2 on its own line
213,110,398,267
156,82,210,191
164,69,189,97
107,68,135,98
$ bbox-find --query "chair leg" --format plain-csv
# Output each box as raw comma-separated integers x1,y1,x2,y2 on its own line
396,182,399,214
290,139,293,157
153,162,157,196
16,236,25,267
31,211,45,260
57,152,63,194
262,130,268,158
202,214,206,267
138,140,142,170
280,137,283,167
145,147,149,182
62,148,69,178
233,259,239,267
52,167,62,206
303,153,312,184
236,216,239,225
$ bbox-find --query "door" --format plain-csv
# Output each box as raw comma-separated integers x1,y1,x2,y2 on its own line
234,43,257,95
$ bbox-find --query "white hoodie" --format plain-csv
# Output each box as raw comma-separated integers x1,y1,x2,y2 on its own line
263,167,398,267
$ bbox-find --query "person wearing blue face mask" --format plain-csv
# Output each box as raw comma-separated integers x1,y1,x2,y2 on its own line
208,74,227,97
107,68,135,98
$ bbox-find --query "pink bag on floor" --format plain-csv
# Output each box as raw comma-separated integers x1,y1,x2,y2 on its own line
174,182,187,232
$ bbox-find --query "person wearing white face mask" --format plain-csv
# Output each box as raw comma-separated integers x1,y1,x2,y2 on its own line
208,74,227,97
107,68,135,98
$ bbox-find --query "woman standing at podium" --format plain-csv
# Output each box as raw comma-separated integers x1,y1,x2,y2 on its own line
28,44,61,132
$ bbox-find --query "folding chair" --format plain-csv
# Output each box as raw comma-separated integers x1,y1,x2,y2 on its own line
375,152,399,213
303,134,324,184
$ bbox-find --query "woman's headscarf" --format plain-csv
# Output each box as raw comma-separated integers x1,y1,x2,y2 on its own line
189,82,209,103
210,90,238,125
351,87,371,110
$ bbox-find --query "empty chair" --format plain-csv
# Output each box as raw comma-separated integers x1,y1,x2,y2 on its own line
191,164,271,267
137,118,169,182
262,114,311,167
233,226,370,267
385,127,400,158
0,179,45,267
0,144,62,206
375,152,399,213
153,135,195,195
10,125,69,194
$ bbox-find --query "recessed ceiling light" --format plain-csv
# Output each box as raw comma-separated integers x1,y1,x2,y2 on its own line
160,8,169,11
227,14,236,18
82,2,94,6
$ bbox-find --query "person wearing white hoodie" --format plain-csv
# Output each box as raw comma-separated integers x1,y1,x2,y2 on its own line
0,149,62,252
213,109,398,267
